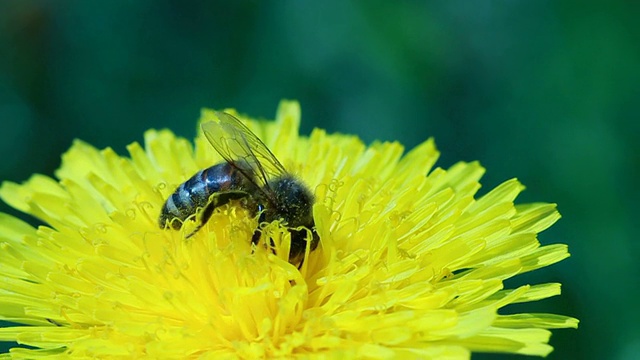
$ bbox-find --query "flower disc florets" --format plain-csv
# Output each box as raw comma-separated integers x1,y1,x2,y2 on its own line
0,100,577,359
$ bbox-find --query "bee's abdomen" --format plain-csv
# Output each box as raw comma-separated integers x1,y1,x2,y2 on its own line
159,162,251,229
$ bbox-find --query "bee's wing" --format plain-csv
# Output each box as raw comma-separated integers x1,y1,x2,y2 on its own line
201,111,288,190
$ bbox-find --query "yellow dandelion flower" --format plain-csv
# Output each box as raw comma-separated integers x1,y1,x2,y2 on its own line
0,100,577,359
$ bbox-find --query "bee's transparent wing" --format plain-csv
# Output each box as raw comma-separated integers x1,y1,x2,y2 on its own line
201,111,287,190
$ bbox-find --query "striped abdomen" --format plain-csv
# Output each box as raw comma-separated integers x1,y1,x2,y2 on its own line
159,162,256,230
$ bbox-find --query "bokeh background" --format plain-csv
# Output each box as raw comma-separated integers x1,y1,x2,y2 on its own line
1,1,637,359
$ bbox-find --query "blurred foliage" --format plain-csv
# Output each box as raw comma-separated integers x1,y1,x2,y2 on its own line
1,1,638,359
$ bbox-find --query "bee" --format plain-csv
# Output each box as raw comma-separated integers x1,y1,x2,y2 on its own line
158,111,318,265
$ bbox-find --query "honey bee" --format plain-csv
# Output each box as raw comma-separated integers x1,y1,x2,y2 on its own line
158,112,318,265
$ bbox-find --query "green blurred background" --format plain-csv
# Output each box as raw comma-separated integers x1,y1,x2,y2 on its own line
1,1,637,359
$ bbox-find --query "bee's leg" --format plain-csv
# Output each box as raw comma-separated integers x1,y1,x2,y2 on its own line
251,204,265,245
201,201,216,225
289,227,319,269
252,232,277,259
184,203,215,238
309,227,320,251
251,230,261,245
185,191,249,238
